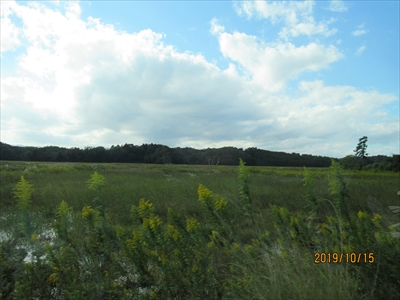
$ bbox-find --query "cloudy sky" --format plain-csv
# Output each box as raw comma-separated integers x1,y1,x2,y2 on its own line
1,0,399,158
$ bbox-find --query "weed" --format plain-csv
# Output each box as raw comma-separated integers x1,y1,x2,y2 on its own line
1,161,399,299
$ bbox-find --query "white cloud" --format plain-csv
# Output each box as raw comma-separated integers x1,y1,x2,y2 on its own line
329,0,348,12
1,1,398,157
0,1,22,53
216,30,343,91
355,45,366,56
234,0,313,24
352,29,368,36
210,18,224,35
234,0,337,39
279,19,337,39
222,63,239,77
352,23,368,36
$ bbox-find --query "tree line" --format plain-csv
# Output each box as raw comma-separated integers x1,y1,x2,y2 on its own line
0,141,398,171
340,136,399,172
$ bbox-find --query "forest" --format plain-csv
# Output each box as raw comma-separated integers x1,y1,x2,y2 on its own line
0,142,398,171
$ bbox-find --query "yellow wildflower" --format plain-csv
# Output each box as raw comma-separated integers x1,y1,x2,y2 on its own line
232,243,240,251
82,205,95,219
143,218,150,229
143,214,162,231
186,218,200,232
214,195,228,211
198,184,212,203
371,213,382,226
150,215,162,230
138,198,154,219
211,230,219,241
166,224,181,241
357,211,368,219
126,239,137,250
115,225,125,238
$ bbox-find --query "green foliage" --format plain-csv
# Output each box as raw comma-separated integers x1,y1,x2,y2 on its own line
197,183,231,237
303,167,317,210
1,161,399,299
198,184,228,212
328,159,351,223
87,171,106,216
123,200,228,298
87,171,105,191
54,200,71,242
13,176,35,240
13,176,34,211
1,141,333,167
340,154,362,170
238,158,251,202
238,158,252,217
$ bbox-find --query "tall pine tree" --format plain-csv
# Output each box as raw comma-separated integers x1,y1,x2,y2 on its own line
354,136,368,159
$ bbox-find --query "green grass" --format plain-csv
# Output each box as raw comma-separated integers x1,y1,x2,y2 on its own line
0,160,399,299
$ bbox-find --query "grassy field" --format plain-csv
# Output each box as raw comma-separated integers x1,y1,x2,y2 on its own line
1,160,399,299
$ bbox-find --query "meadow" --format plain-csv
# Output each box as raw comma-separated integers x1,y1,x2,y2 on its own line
0,160,399,299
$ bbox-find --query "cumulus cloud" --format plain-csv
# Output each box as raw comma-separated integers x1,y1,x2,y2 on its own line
1,1,398,157
210,17,225,35
214,29,343,91
0,1,22,53
233,0,338,39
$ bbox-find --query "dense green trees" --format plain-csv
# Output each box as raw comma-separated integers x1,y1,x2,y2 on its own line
336,136,399,172
0,141,398,170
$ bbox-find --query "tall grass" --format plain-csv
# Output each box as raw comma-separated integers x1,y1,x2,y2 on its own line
0,160,399,299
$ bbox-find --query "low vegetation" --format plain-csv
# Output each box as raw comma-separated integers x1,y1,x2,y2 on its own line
0,160,399,299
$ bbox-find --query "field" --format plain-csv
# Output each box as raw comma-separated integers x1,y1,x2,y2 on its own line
1,160,399,299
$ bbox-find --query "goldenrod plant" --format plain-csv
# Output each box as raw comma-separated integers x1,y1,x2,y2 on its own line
53,200,71,243
87,171,106,216
13,176,35,240
328,159,351,223
238,158,251,206
303,166,317,211
1,161,399,299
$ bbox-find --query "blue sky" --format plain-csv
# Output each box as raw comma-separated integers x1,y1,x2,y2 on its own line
1,0,399,158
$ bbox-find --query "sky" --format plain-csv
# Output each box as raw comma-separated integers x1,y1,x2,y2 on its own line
1,0,399,158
